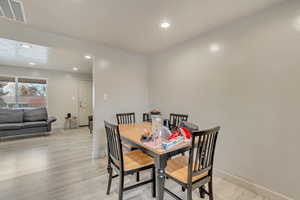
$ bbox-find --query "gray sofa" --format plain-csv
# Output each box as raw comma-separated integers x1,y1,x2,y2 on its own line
0,107,56,139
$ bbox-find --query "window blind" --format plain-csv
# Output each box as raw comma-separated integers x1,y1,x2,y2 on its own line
18,78,47,84
0,76,15,82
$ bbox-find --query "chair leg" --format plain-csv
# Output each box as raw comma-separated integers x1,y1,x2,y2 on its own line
199,185,205,198
152,167,156,198
136,172,140,182
119,173,124,200
187,187,192,200
208,181,214,200
106,166,113,195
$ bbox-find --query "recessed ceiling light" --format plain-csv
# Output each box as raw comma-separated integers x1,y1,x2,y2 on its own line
29,62,36,66
209,43,221,53
21,44,32,49
160,22,170,29
84,55,92,60
73,67,79,71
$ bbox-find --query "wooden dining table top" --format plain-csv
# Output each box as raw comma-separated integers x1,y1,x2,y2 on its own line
118,122,191,155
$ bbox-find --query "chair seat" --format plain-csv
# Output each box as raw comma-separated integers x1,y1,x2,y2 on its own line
123,150,154,172
166,156,208,184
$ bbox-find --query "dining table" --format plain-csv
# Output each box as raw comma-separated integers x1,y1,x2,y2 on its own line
118,122,192,200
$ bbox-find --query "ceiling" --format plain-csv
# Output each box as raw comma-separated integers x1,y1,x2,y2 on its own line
12,0,285,54
0,37,93,74
0,0,286,54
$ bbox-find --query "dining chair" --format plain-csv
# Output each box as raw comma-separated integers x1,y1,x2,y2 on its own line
169,113,188,130
143,113,151,122
116,112,141,181
104,121,156,200
164,126,220,200
116,112,135,124
88,115,93,134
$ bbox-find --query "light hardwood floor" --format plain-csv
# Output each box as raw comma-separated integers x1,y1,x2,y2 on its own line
0,128,268,200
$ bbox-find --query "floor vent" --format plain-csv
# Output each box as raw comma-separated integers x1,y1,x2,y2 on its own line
0,0,26,23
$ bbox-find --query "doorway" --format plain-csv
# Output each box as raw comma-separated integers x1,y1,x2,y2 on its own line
78,80,92,126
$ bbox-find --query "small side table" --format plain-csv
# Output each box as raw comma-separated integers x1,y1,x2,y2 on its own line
64,117,79,129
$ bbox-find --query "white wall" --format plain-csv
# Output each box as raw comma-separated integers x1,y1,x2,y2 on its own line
149,2,299,199
93,56,149,157
0,65,91,128
0,19,149,158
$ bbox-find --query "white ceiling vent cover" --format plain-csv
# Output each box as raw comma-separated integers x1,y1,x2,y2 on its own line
0,0,26,23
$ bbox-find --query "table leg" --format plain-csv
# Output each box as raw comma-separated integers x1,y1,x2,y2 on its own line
155,156,167,200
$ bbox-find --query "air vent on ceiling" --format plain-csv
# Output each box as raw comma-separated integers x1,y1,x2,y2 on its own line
0,0,26,23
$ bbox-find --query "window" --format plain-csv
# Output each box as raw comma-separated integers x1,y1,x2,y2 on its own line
0,76,47,108
0,76,17,108
18,78,47,108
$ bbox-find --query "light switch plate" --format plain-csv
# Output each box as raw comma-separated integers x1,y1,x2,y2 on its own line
103,93,108,101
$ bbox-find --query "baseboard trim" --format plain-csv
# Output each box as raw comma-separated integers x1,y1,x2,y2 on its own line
215,169,294,200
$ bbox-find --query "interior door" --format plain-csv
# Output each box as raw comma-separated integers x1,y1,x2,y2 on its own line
78,80,92,126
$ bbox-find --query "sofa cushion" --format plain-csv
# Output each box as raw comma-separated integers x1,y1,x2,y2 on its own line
24,107,48,122
0,109,24,124
0,123,23,130
23,121,47,128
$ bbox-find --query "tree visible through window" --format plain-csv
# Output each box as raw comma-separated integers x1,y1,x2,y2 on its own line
0,76,47,108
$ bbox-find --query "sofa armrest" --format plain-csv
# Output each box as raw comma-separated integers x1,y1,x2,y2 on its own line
47,116,57,124
46,116,56,132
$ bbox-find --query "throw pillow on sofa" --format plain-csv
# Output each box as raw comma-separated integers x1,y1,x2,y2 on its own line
23,107,48,122
0,108,24,124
